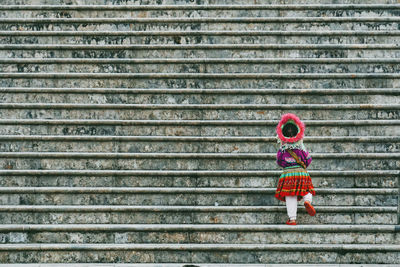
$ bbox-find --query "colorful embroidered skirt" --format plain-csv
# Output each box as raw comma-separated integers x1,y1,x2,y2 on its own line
275,167,316,202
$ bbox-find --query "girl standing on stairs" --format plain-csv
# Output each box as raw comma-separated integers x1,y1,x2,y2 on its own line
274,113,316,225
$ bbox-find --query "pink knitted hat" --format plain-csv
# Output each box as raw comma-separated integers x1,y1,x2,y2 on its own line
276,113,305,143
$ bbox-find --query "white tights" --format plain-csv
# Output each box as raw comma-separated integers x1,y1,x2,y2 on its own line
285,193,313,220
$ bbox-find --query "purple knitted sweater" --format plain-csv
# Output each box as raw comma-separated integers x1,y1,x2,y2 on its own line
276,148,312,168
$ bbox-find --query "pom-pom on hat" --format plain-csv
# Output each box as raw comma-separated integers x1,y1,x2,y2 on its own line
276,113,305,143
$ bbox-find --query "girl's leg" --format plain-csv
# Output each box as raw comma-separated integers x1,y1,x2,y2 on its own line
303,193,316,216
303,192,312,203
285,195,298,220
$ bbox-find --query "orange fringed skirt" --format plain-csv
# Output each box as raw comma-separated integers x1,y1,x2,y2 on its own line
275,167,316,202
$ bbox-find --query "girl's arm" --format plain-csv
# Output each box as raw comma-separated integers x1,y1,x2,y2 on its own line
301,150,312,167
276,150,288,168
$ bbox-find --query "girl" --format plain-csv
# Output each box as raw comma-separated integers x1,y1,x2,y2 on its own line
274,113,316,225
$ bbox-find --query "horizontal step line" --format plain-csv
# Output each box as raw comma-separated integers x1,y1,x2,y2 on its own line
2,243,400,252
1,4,400,10
0,224,397,233
0,103,397,110
1,88,399,95
0,119,398,126
1,73,399,79
0,135,397,143
2,30,400,36
0,170,396,177
1,44,399,50
0,187,396,195
2,265,397,267
0,152,398,159
1,17,399,23
0,205,395,213
0,243,398,252
0,265,384,267
3,58,400,64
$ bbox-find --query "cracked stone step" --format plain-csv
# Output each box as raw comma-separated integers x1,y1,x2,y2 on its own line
3,57,400,64
1,4,400,10
1,0,398,4
0,87,399,94
1,43,399,50
0,177,396,191
0,151,398,159
3,76,398,89
0,89,398,105
2,30,399,36
0,187,396,194
0,224,398,244
0,48,399,62
2,9,400,19
0,135,398,153
0,119,397,137
3,73,400,79
0,157,396,171
2,60,400,75
0,205,396,224
1,22,398,32
0,244,398,264
1,223,398,232
0,94,396,105
1,19,400,32
0,103,398,120
0,187,396,206
0,170,397,189
2,34,400,47
0,242,399,251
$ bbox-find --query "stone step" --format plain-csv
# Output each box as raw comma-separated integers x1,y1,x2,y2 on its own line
0,159,395,171
0,224,398,245
1,103,397,110
0,244,399,264
0,15,399,24
0,47,399,63
2,32,400,46
2,16,399,22
1,17,399,31
0,152,397,170
1,223,398,233
0,187,396,194
0,242,399,251
2,58,400,74
1,29,399,36
2,9,399,20
0,187,396,206
1,87,397,94
0,88,398,105
0,135,398,153
0,169,393,177
1,0,398,4
0,103,398,120
3,75,397,89
3,58,400,64
0,205,396,225
1,72,399,84
1,43,398,52
0,170,396,189
0,119,397,137
1,4,399,12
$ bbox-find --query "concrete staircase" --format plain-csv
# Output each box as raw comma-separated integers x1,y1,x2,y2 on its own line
0,0,399,265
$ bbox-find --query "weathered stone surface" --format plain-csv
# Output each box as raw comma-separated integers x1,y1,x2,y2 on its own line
6,231,396,245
